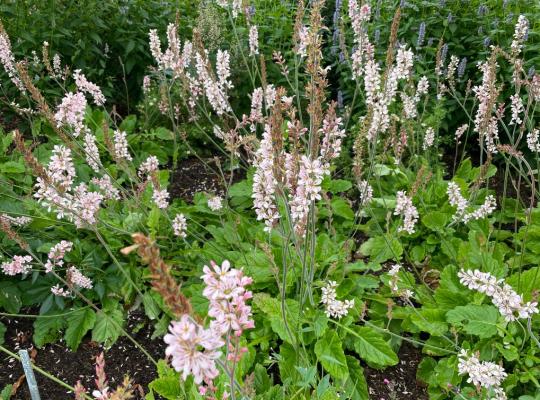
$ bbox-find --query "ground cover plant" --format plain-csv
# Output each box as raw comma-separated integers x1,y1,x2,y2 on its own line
0,1,539,399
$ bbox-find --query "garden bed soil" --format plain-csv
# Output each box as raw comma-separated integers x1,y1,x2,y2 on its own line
1,310,429,400
364,341,428,400
0,310,429,400
0,311,164,400
169,157,245,202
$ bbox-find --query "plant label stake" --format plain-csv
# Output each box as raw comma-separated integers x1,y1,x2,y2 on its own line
19,349,41,400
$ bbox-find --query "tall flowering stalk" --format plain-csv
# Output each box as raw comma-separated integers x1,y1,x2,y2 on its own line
0,21,25,91
472,55,500,155
33,144,104,228
458,350,508,400
458,269,538,322
447,182,496,223
394,191,418,234
127,234,254,396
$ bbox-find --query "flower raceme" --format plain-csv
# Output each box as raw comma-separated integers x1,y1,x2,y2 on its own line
447,182,496,223
458,269,538,322
202,260,254,335
44,240,73,273
34,145,104,228
1,255,32,276
0,214,32,227
458,350,508,400
164,315,224,385
321,281,354,319
164,261,254,391
172,214,187,238
207,196,223,211
394,191,418,234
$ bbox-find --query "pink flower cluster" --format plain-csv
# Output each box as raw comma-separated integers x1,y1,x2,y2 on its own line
54,92,87,137
73,69,105,106
364,46,415,140
164,260,254,393
402,77,429,119
152,189,170,209
320,109,346,170
0,214,32,226
91,175,120,201
34,145,104,228
473,61,499,154
511,15,529,56
172,213,187,238
202,260,254,336
290,156,326,236
207,196,223,211
1,255,33,276
249,25,259,56
394,191,418,234
149,24,234,117
138,155,159,177
137,155,170,209
0,30,25,91
527,129,540,152
447,182,496,223
83,131,102,172
67,266,93,290
349,1,373,79
252,124,279,231
458,350,507,399
44,240,73,273
164,315,224,385
321,281,354,319
113,130,132,161
458,269,538,322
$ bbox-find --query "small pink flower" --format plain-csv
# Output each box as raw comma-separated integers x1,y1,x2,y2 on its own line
164,315,224,384
1,255,32,276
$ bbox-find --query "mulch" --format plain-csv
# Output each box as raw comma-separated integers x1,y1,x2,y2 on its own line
364,341,428,400
169,157,245,202
0,311,164,400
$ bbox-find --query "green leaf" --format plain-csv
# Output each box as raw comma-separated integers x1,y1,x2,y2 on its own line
253,293,299,344
64,308,96,351
359,236,403,264
33,314,65,348
229,180,252,198
143,292,161,320
278,343,300,384
328,179,352,193
147,207,161,232
410,309,448,337
149,376,183,399
495,342,519,361
92,308,124,346
507,267,540,302
331,198,354,220
446,305,499,338
0,283,22,314
254,364,272,393
344,356,369,400
1,385,13,400
422,211,449,232
0,161,25,174
314,331,349,380
346,326,398,367
153,127,174,140
119,115,137,133
0,322,5,345
417,357,438,385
